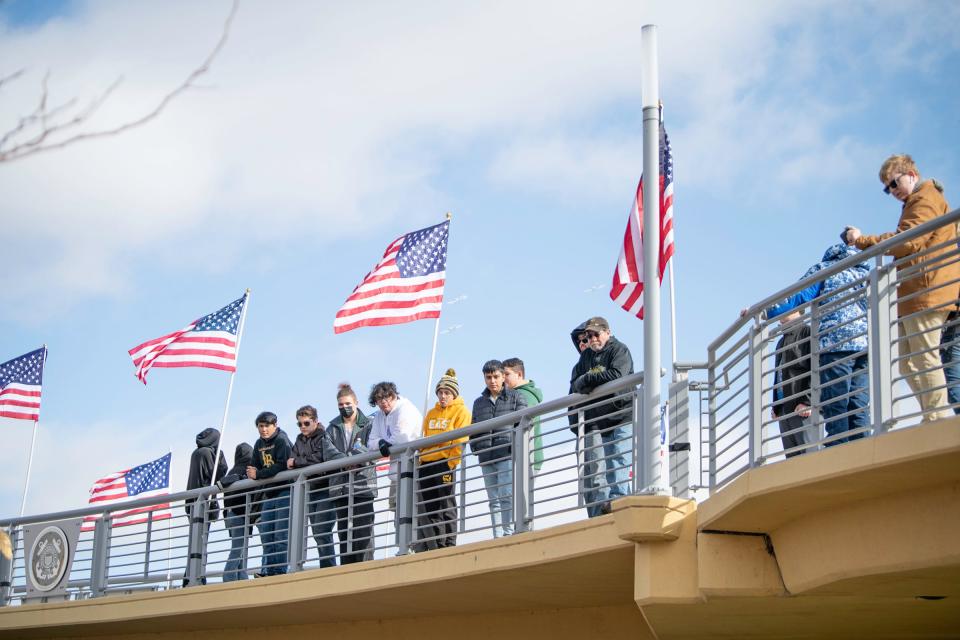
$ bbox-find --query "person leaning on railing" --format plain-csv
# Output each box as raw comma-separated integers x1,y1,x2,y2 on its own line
844,154,960,422
748,244,871,446
217,442,254,581
326,383,377,565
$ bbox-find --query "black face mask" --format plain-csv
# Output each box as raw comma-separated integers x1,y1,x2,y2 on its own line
339,406,355,419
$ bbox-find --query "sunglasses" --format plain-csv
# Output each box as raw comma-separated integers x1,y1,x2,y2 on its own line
585,330,602,338
578,335,589,344
297,420,313,427
883,174,904,195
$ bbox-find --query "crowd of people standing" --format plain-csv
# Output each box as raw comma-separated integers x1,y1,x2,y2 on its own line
183,318,636,580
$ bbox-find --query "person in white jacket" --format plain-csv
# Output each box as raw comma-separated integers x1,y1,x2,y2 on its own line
368,382,423,512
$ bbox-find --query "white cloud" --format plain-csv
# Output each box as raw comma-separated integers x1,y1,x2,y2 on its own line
0,0,957,320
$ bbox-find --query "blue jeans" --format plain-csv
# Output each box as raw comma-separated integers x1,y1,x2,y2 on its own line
223,513,249,581
307,489,337,568
478,447,513,537
819,352,869,446
259,491,290,575
940,312,960,413
582,424,631,517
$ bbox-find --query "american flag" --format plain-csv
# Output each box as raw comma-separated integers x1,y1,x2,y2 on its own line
334,221,448,334
0,347,46,422
610,122,674,319
128,293,247,384
83,453,172,531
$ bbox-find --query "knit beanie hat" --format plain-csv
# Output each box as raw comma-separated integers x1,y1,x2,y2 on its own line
435,368,460,398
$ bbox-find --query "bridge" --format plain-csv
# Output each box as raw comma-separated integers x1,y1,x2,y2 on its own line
2,210,959,638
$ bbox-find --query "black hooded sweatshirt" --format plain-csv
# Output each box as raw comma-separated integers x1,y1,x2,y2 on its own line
219,443,253,518
186,427,228,520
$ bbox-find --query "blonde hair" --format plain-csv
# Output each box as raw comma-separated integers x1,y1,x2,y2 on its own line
879,154,920,183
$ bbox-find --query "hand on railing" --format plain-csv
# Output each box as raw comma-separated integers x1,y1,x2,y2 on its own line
796,403,812,418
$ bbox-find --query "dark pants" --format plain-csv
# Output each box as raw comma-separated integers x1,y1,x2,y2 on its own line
819,352,869,446
940,311,960,413
258,490,290,575
777,414,811,458
334,495,375,564
307,489,337,568
416,460,458,550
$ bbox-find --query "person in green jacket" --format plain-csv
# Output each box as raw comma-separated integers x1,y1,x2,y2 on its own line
502,357,544,472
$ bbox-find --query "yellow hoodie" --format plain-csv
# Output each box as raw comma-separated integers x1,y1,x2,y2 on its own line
420,396,471,468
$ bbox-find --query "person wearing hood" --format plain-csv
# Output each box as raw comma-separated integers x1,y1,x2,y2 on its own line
186,428,228,523
218,442,253,581
765,243,871,446
502,358,544,472
844,154,960,422
416,369,471,550
246,411,293,576
326,383,376,564
286,405,345,568
183,427,228,586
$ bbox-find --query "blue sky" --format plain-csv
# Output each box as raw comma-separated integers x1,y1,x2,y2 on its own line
1,0,958,518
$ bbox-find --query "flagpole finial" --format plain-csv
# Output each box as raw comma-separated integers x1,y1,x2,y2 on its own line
245,288,251,294
445,211,452,220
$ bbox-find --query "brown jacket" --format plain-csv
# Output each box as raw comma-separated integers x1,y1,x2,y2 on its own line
855,180,958,316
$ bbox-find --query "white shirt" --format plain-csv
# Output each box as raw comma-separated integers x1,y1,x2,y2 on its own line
369,395,423,446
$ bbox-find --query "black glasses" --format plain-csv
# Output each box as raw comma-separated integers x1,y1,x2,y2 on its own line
883,174,904,195
577,335,589,344
297,420,313,427
585,330,602,338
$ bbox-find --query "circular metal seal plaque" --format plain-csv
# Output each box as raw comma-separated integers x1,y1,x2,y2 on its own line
28,525,70,592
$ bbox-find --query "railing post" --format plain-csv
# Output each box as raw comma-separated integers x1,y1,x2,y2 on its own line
184,497,206,587
810,299,823,445
90,515,111,597
0,527,17,606
707,350,718,491
512,416,531,534
287,476,307,573
396,450,415,555
747,324,766,467
576,409,586,507
869,265,895,433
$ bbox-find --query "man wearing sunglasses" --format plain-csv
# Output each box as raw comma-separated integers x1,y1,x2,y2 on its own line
843,154,958,422
287,406,345,568
569,316,634,517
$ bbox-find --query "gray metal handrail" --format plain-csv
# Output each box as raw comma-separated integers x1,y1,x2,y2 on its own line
1,369,663,605
713,207,960,351
698,206,960,490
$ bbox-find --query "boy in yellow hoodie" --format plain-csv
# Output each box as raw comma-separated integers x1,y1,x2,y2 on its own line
416,369,471,550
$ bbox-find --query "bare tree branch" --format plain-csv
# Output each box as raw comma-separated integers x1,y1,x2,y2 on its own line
0,0,239,163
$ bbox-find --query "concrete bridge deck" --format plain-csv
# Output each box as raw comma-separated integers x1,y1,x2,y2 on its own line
2,419,958,639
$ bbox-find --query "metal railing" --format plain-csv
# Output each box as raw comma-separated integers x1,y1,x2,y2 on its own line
0,370,695,605
692,207,960,490
4,208,956,606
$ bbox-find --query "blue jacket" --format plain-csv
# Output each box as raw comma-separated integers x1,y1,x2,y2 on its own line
766,244,870,353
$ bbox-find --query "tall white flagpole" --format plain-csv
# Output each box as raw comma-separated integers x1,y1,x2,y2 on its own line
422,212,451,415
209,290,251,486
19,345,47,517
641,25,669,495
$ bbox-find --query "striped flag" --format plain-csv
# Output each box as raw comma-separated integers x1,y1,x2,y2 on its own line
0,347,46,422
128,293,246,384
82,453,172,531
610,122,674,319
334,221,448,334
